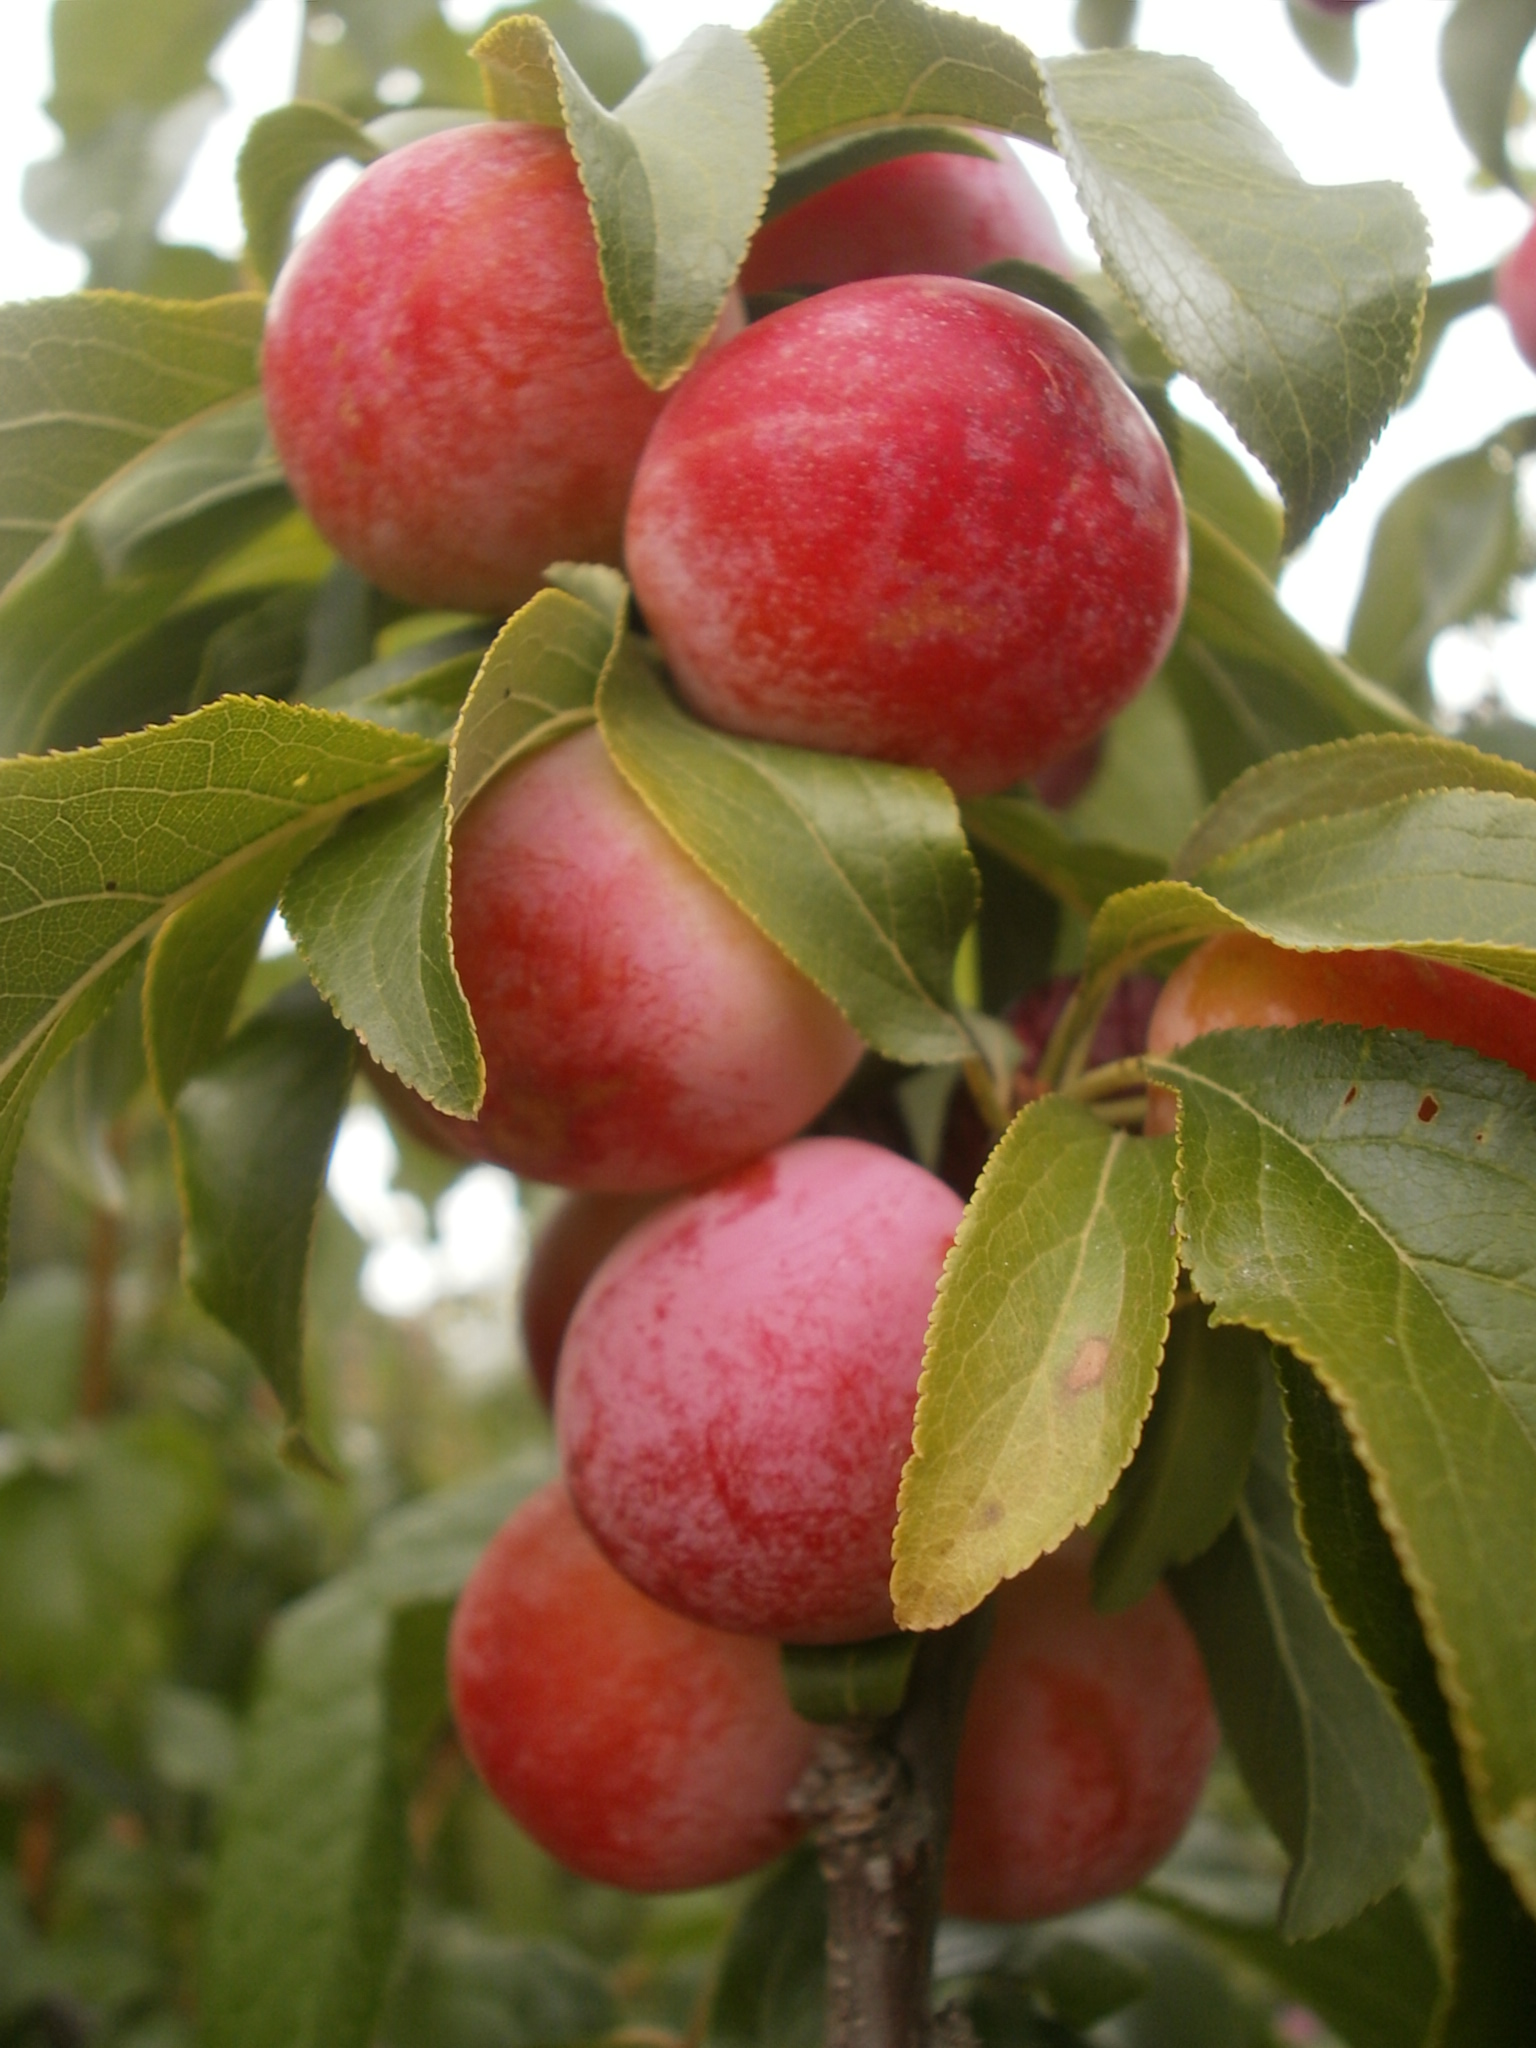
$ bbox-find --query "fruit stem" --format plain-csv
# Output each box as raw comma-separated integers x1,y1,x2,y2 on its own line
1059,1055,1147,1105
792,1609,991,2048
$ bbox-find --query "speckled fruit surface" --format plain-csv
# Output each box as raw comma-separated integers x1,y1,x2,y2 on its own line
261,122,671,613
557,1137,965,1642
449,1482,814,1892
1497,215,1536,373
439,728,862,1190
625,277,1187,798
740,144,1070,294
944,1544,1218,1922
1144,930,1536,1134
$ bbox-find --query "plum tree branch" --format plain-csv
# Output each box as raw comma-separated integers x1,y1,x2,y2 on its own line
792,1608,991,2048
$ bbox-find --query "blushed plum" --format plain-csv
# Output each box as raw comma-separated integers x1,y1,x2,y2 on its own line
262,123,736,614
944,1543,1217,1921
1497,214,1536,373
426,728,862,1190
449,1482,814,1891
740,142,1070,294
557,1137,965,1642
1144,930,1536,1134
625,278,1187,797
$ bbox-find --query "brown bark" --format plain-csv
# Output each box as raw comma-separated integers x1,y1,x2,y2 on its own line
792,1611,991,2048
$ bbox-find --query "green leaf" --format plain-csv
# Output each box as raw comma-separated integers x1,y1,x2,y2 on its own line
750,0,1053,161
1154,1026,1536,1914
1173,730,1536,878
1143,1884,1439,2048
1278,1350,1536,2045
1347,426,1536,714
0,696,441,1277
1176,421,1284,580
964,795,1166,923
599,640,976,1065
172,982,355,1427
780,1634,918,1723
1044,55,1428,544
0,395,294,757
381,1920,617,2048
238,103,383,288
0,952,140,1291
1440,0,1536,186
446,585,618,819
705,1845,825,2048
892,1098,1178,1630
475,15,772,387
1172,1384,1430,1937
82,392,288,578
0,292,265,597
202,1579,405,2048
1285,0,1358,86
194,586,316,707
281,771,482,1119
1092,1307,1264,1614
203,1456,547,2048
1078,779,1536,1031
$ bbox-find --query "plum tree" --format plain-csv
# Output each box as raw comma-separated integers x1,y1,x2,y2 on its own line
739,141,1070,293
944,1543,1218,1921
1497,216,1536,372
557,1136,964,1642
262,122,737,614
1145,930,1536,1132
388,727,863,1188
520,1190,664,1405
448,1481,815,1891
625,277,1187,795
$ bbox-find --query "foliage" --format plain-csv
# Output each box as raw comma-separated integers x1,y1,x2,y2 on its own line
3,0,1535,2042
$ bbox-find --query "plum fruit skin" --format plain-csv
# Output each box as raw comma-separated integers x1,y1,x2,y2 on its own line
261,123,673,614
1145,931,1536,1134
625,277,1187,798
435,728,863,1191
1497,217,1536,373
448,1482,814,1892
740,144,1071,294
556,1136,965,1643
944,1544,1218,1921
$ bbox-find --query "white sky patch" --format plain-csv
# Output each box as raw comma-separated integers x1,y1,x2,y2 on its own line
327,1104,528,1370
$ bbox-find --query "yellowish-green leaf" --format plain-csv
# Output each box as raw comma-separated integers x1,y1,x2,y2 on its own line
1044,55,1428,544
0,292,265,598
475,14,772,386
1155,1025,1536,1913
237,102,382,287
599,641,977,1066
750,0,1053,160
0,697,443,1246
892,1097,1178,1630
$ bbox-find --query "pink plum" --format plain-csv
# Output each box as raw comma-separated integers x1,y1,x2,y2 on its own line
449,1482,814,1891
945,1543,1218,1921
520,1191,664,1406
556,1137,965,1642
740,142,1071,294
383,727,863,1189
624,277,1187,797
262,122,731,614
1497,215,1536,373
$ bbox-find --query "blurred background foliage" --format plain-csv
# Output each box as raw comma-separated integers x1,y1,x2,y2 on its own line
0,1,1523,2044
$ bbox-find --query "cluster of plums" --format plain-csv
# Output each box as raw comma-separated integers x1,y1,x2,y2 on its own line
260,101,1536,1914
